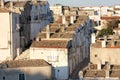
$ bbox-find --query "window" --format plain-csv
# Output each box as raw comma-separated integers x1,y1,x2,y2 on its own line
3,76,5,80
19,74,25,80
48,51,59,62
48,56,59,62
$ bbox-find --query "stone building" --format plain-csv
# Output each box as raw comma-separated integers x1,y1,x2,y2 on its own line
50,4,63,16
0,59,52,80
77,34,120,79
0,8,21,61
29,14,92,79
0,0,50,49
90,36,120,67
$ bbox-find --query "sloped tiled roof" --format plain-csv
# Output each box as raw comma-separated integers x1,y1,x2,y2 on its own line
0,8,10,12
101,16,120,20
0,59,50,68
5,1,29,8
84,70,105,77
31,40,68,48
32,1,48,6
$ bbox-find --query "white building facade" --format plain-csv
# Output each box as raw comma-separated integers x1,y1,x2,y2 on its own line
29,15,92,79
0,9,21,61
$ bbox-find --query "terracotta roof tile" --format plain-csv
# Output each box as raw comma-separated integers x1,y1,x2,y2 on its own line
0,8,10,12
101,16,120,20
84,70,105,77
31,40,68,48
0,59,50,68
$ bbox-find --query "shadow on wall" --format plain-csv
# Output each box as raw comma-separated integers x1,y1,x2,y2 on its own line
0,67,52,80
52,66,69,80
19,1,32,50
49,10,54,23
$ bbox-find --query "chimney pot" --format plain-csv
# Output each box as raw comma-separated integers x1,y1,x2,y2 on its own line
70,16,74,24
102,41,106,48
91,33,96,43
36,37,41,41
118,23,120,28
62,15,66,24
46,25,50,39
1,0,4,8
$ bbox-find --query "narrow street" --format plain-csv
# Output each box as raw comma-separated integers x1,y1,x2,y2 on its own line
69,58,89,79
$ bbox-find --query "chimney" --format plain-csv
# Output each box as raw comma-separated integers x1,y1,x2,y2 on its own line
36,37,41,41
62,15,66,24
61,26,65,32
1,0,4,8
105,62,110,78
97,63,101,70
111,40,115,47
118,23,120,28
65,21,69,27
104,36,107,41
46,25,50,39
10,1,13,11
32,0,37,4
70,16,74,24
73,16,76,21
91,33,95,43
102,40,106,48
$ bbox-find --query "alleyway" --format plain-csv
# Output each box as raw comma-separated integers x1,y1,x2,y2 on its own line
69,58,90,79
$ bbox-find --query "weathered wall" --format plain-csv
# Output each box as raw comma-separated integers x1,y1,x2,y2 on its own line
30,47,69,79
90,47,120,65
0,66,52,80
0,12,20,61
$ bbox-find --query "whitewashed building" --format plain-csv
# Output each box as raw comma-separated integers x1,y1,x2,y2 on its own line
0,8,21,61
50,4,63,16
0,59,52,80
29,15,92,79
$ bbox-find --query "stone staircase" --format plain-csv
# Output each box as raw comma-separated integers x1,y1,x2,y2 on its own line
15,49,30,60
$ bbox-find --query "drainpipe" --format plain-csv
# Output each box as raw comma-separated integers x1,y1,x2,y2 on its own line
9,12,13,60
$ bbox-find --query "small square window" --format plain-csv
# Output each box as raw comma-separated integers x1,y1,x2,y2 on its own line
19,74,25,80
3,76,5,80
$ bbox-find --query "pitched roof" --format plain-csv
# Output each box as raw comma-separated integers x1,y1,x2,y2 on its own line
84,70,105,77
0,59,50,68
34,15,88,48
91,40,120,48
0,8,10,12
101,16,120,20
31,40,68,48
31,1,48,6
5,1,29,8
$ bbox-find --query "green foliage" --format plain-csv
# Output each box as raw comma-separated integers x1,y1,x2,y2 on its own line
97,28,114,38
97,20,120,38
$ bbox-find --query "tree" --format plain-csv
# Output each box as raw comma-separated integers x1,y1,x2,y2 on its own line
97,28,114,38
97,20,120,38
